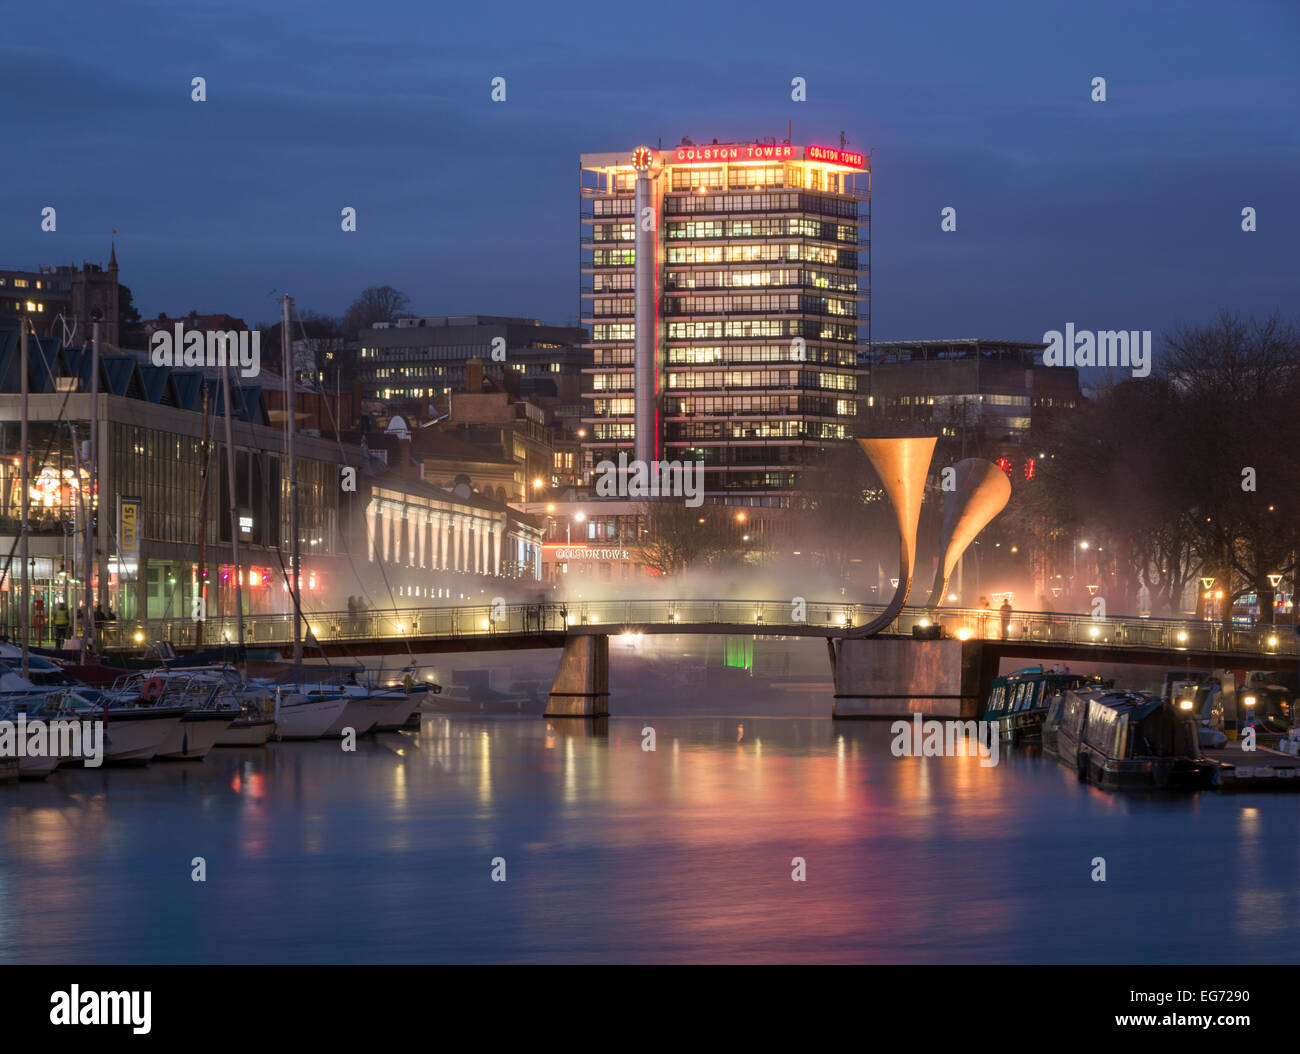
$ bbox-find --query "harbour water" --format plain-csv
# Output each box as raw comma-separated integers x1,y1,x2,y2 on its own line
3,710,1300,964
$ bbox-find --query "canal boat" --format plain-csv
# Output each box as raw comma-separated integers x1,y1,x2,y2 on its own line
1054,686,1216,791
982,667,1104,744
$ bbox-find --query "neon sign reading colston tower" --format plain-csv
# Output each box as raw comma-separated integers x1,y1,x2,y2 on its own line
579,139,870,503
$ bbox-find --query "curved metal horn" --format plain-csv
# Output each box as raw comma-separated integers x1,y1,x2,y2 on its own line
925,458,1012,608
848,436,938,638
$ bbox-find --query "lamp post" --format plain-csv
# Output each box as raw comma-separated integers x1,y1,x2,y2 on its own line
1267,573,1283,626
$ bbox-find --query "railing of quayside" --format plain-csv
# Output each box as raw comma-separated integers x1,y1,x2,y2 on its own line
94,601,1300,660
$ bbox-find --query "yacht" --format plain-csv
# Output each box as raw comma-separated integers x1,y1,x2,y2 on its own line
268,688,350,741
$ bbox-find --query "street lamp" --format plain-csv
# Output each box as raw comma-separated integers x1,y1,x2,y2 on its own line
1267,573,1283,625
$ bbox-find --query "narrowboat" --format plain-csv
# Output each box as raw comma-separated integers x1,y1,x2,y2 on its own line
1054,686,1216,791
982,667,1104,745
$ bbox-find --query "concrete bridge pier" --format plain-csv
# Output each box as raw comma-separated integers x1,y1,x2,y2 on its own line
831,637,983,719
545,634,610,717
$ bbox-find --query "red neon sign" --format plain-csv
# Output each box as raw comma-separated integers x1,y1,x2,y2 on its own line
672,144,794,164
806,145,866,169
668,143,866,169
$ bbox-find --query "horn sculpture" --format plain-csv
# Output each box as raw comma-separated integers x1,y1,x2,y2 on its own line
847,436,938,638
925,458,1012,609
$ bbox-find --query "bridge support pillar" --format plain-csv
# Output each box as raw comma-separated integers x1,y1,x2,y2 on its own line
546,635,610,717
832,638,982,719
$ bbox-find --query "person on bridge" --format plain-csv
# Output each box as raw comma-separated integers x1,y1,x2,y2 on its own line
1000,597,1013,638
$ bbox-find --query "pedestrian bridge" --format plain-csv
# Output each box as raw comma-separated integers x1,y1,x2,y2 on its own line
100,598,1299,661
96,599,1299,720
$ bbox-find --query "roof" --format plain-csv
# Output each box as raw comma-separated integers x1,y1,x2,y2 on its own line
0,324,271,423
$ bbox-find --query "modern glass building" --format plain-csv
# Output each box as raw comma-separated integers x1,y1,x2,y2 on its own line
580,139,870,508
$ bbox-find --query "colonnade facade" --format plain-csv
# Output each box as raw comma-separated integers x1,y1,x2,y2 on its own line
364,492,541,581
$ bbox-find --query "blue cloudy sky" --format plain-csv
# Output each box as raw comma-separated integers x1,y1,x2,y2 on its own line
5,0,1298,349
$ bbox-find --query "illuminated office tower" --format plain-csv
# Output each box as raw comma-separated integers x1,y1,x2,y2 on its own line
580,139,869,507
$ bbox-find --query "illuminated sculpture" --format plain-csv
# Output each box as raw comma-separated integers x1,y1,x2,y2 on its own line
924,458,1012,610
846,440,1011,638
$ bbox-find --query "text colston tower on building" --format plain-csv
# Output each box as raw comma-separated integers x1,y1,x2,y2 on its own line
580,139,869,507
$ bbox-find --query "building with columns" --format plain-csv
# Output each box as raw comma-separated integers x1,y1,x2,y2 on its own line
361,472,544,601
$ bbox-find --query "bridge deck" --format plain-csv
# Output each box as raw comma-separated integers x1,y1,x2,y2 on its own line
95,599,1300,666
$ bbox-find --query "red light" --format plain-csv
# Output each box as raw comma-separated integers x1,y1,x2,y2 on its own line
996,457,1012,477
1024,458,1035,481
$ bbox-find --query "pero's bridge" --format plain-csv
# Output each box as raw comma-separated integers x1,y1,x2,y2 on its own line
100,600,1300,719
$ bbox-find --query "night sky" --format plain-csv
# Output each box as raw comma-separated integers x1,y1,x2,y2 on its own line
6,0,1297,358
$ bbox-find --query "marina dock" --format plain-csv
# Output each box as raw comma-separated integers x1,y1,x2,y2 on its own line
1203,742,1300,791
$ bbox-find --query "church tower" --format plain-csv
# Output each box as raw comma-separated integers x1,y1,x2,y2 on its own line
69,243,120,346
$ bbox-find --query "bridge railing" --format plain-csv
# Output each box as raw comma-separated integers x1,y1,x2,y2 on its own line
94,599,1300,660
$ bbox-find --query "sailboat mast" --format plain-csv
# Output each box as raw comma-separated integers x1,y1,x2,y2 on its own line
19,322,29,680
283,295,301,665
80,318,98,664
220,348,247,682
196,383,209,647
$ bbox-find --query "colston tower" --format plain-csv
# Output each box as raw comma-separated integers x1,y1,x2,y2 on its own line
580,139,869,507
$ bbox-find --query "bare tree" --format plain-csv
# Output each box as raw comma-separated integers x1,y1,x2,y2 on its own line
1027,312,1300,619
635,501,727,577
342,286,411,337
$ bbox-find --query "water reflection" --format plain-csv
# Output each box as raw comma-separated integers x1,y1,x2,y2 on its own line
0,715,1297,963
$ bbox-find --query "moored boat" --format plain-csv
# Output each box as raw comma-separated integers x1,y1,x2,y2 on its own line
422,683,541,715
139,675,240,760
322,695,389,737
74,703,187,764
982,667,1104,744
1055,686,1216,791
369,692,420,732
216,715,276,746
272,691,349,740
